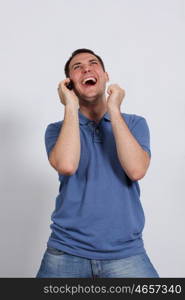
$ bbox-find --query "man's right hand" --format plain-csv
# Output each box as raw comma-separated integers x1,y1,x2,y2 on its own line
57,78,80,109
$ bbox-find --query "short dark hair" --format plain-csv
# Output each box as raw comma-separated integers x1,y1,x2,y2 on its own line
64,48,106,77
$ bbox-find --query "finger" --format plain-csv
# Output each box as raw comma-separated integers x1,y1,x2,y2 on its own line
58,78,70,90
107,86,112,95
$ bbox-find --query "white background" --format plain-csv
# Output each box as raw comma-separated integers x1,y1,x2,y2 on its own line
0,0,185,277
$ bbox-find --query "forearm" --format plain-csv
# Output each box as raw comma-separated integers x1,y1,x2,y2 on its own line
108,107,150,181
50,104,80,174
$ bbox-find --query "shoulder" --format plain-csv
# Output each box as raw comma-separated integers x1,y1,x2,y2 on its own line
45,120,63,130
121,112,147,130
45,120,64,137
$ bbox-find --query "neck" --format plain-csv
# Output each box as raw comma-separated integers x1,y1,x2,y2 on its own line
79,94,108,123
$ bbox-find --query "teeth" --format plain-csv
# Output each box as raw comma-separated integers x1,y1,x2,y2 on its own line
82,77,97,85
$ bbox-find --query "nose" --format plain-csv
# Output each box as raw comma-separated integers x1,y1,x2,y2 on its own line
82,64,92,73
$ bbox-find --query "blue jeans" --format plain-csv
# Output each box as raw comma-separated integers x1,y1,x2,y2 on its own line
36,247,159,278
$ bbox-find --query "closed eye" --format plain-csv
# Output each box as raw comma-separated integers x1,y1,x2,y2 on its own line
73,61,98,70
74,65,80,69
91,61,99,66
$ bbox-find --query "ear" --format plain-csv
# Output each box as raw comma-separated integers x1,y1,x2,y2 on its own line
104,71,109,82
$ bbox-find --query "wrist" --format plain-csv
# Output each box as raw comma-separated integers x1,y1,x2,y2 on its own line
107,105,121,114
65,102,79,110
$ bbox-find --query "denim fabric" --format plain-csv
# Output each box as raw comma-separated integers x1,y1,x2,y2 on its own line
36,247,159,278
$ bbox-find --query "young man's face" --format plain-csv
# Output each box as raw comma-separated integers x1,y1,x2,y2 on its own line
68,52,109,101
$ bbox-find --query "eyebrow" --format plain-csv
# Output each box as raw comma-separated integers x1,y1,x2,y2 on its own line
71,59,99,69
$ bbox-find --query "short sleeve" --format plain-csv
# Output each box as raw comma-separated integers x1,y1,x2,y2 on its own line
131,117,151,158
44,122,63,159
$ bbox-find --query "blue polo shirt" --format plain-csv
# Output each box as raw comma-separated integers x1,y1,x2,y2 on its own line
44,110,151,260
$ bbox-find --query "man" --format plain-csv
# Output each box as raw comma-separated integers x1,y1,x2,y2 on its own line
36,48,159,278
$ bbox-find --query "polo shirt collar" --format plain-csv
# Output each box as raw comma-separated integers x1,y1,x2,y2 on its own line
78,110,111,125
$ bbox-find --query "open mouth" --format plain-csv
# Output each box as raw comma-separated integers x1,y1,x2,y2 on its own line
81,77,97,87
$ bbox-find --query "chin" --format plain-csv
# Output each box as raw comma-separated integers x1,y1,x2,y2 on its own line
84,89,104,98
75,86,104,101
77,91,99,101
85,94,102,102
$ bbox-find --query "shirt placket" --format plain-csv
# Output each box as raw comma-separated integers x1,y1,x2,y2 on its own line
88,121,103,143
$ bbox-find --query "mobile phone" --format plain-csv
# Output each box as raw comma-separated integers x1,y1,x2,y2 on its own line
66,80,73,90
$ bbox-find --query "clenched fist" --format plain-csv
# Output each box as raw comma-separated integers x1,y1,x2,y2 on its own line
106,84,125,110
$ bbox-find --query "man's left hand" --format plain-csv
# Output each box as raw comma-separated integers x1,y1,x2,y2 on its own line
106,84,126,110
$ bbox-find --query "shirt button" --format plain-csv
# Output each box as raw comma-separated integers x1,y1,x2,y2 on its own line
95,128,100,134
